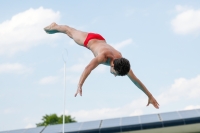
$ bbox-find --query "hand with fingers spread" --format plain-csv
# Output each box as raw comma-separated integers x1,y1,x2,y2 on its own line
147,95,159,109
75,84,82,97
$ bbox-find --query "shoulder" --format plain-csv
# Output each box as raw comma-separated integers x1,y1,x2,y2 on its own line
106,51,122,59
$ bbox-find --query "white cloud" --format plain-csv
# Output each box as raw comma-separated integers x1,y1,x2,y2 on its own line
175,5,191,12
112,39,132,50
39,74,85,86
0,63,32,74
157,75,200,105
62,99,145,122
68,63,86,72
39,76,59,85
24,117,36,129
129,110,143,116
25,124,35,129
184,105,200,110
66,75,79,84
4,108,16,114
171,6,200,35
0,7,60,56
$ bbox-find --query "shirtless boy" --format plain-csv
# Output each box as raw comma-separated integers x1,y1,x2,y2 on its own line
44,23,159,109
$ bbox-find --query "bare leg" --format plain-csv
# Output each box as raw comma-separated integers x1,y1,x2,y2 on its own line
44,22,88,46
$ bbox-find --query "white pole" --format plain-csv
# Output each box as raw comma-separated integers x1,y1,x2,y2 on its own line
62,49,67,133
63,61,66,133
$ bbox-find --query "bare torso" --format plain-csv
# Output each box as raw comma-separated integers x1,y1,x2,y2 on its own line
87,39,122,65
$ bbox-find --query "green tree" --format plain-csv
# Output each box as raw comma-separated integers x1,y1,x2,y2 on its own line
36,114,76,126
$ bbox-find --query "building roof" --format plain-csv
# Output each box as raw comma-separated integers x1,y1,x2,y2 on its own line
1,108,200,133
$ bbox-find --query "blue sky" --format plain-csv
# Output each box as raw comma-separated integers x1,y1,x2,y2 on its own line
0,0,200,131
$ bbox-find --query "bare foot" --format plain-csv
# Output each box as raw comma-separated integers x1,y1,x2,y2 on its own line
44,22,60,34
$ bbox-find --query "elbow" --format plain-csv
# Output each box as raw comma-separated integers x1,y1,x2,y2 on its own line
132,78,140,86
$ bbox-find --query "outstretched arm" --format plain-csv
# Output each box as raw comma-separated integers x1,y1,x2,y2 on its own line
127,69,159,109
75,55,104,97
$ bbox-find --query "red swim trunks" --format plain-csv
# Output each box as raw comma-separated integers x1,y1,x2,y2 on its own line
84,33,105,47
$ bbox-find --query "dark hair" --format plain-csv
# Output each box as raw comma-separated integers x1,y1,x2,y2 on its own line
113,58,130,76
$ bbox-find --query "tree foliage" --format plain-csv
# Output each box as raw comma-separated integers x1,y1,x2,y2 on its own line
36,114,76,126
